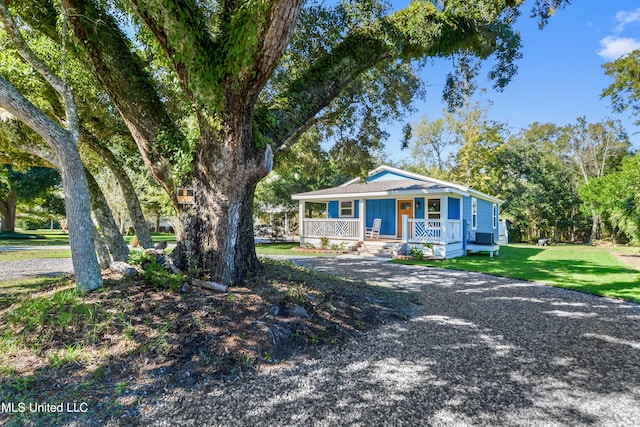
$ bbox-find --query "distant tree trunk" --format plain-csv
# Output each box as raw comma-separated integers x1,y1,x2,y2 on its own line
92,225,111,268
155,214,160,232
0,189,17,233
590,211,600,244
84,137,154,248
85,169,129,262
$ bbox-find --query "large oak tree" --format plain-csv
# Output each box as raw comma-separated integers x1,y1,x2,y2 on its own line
10,0,569,285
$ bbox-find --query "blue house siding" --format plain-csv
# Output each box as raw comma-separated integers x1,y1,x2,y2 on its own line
461,196,500,242
366,199,395,236
462,197,472,226
367,170,420,183
328,201,338,218
414,197,425,219
448,197,461,220
476,198,497,238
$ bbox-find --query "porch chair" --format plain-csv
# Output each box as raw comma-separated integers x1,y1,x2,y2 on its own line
366,218,382,239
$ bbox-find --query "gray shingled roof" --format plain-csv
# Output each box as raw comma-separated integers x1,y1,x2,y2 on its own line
292,179,448,198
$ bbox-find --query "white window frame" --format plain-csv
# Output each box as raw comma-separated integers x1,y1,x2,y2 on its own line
471,197,477,230
492,203,498,229
427,198,441,219
339,200,354,218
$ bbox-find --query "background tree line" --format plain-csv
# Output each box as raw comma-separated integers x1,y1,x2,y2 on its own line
399,103,632,244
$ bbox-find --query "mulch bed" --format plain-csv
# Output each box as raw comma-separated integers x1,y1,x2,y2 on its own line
0,258,417,426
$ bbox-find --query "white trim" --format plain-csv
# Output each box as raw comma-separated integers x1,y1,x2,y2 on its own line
426,197,442,220
296,165,503,204
471,197,477,230
468,188,504,204
492,203,497,229
339,200,354,218
292,187,468,201
340,165,465,190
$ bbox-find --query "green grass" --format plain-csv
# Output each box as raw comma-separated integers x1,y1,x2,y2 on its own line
0,230,70,246
0,248,71,262
0,277,61,311
124,232,177,244
255,242,300,256
392,244,640,303
255,242,342,256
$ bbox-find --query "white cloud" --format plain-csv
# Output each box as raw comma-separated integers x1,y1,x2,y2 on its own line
597,36,640,60
615,7,640,32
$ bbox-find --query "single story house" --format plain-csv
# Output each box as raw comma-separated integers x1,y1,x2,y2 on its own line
291,165,503,259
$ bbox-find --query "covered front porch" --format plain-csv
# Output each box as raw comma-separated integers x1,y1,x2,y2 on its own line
296,196,465,258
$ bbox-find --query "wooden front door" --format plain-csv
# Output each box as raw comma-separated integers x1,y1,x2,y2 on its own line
396,199,414,238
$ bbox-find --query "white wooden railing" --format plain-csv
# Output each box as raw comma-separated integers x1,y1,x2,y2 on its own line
302,219,361,240
408,219,442,243
447,220,462,242
406,218,463,244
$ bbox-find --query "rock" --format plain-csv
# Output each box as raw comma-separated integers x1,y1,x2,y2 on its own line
268,305,280,316
287,305,310,319
110,261,138,277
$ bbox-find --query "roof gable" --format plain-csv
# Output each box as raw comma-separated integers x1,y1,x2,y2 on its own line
366,170,422,183
293,165,503,203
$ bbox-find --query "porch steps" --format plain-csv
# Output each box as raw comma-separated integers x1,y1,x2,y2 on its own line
353,241,405,258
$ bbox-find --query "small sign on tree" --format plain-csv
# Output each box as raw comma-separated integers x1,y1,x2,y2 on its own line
177,188,195,205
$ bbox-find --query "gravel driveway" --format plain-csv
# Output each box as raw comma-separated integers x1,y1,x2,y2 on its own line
0,258,74,282
141,256,640,426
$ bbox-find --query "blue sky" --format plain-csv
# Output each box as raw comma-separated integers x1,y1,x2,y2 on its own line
383,0,640,162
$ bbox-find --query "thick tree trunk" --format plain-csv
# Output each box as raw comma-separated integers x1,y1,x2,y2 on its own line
0,190,17,233
172,172,262,285
172,106,267,285
85,169,130,262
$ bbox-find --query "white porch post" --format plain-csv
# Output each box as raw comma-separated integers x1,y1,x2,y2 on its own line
402,214,409,243
359,199,366,240
441,195,448,243
298,201,305,244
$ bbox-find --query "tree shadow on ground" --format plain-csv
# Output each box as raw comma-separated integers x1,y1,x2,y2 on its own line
0,259,418,426
136,258,640,426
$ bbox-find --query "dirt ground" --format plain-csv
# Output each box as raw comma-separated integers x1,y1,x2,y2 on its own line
0,258,418,426
610,251,640,271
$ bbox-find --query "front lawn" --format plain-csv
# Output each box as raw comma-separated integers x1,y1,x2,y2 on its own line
392,244,640,303
255,242,341,256
0,230,70,246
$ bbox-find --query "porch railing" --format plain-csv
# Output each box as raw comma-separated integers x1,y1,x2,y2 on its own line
408,219,442,243
446,220,462,243
406,218,463,244
302,218,361,240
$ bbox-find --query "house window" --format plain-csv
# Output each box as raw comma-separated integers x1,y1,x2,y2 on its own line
427,198,441,219
471,197,477,230
339,200,354,217
492,203,497,229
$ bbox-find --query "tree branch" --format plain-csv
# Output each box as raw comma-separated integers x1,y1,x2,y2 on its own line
260,2,518,152
0,76,69,152
0,0,80,142
62,0,185,205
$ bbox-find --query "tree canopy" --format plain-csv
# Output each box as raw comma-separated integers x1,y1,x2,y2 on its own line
2,0,571,285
